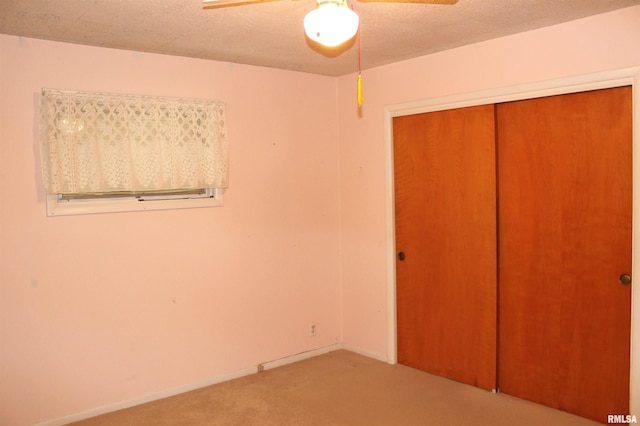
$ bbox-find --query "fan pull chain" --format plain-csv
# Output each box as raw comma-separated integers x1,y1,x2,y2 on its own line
357,72,363,107
357,22,363,107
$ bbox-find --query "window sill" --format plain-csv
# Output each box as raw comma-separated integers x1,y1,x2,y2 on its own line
45,189,224,216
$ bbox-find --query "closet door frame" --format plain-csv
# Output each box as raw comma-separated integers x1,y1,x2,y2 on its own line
384,66,640,412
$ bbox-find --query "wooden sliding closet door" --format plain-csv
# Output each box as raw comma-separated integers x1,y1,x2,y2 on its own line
394,105,497,391
497,87,632,423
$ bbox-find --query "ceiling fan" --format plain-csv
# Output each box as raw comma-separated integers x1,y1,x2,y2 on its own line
202,0,458,48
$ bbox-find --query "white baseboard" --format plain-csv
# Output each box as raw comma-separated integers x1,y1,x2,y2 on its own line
35,344,344,426
260,343,343,371
340,343,390,364
35,366,256,426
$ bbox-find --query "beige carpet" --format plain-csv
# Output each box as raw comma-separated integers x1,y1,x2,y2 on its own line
71,350,602,425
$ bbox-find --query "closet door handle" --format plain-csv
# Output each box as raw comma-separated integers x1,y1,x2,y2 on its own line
620,274,632,286
398,252,406,261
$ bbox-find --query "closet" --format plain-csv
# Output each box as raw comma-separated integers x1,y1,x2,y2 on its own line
393,86,632,423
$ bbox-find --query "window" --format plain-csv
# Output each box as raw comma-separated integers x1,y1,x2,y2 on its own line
40,89,229,216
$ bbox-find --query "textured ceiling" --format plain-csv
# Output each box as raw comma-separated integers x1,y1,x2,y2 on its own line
1,0,639,76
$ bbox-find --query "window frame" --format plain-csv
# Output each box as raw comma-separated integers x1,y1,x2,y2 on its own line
45,188,224,216
40,89,229,217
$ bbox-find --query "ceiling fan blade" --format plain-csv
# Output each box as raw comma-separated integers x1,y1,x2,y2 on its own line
358,0,457,3
203,0,285,9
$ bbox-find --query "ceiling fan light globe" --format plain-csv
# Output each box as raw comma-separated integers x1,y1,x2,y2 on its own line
304,2,359,47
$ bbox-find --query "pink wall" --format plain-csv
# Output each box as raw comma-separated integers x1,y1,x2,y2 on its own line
3,5,640,425
337,6,640,357
0,37,341,425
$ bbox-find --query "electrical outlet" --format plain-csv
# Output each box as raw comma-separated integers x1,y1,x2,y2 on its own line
310,322,317,337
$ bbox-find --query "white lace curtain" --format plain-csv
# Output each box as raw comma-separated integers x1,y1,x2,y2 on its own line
40,89,229,194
